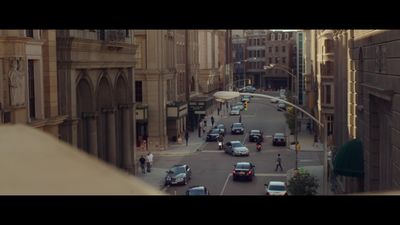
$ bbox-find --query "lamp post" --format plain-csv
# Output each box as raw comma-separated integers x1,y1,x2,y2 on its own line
265,64,299,170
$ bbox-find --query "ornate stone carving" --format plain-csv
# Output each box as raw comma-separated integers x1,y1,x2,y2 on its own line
8,57,25,106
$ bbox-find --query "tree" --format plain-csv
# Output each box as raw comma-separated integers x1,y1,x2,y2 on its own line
287,170,319,195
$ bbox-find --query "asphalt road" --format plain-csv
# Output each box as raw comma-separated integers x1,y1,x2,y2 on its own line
162,94,322,195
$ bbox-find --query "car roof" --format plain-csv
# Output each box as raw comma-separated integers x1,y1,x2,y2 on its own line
268,181,285,186
172,164,186,168
188,186,206,190
233,123,243,125
230,141,241,144
236,162,251,165
250,130,261,132
274,133,285,136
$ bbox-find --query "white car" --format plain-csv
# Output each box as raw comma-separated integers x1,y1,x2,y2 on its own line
265,181,288,196
230,109,240,116
270,98,279,103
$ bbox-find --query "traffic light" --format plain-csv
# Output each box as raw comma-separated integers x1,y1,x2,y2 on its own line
244,102,248,111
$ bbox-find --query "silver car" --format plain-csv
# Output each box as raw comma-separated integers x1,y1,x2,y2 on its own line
224,141,249,156
230,109,240,116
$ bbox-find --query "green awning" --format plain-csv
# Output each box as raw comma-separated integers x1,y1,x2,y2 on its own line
333,139,364,177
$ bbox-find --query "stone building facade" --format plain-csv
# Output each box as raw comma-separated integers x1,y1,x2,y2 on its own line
0,30,65,137
57,30,136,173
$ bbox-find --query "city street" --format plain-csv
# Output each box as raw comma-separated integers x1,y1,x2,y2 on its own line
158,92,323,195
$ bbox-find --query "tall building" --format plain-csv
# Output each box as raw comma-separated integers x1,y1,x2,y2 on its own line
0,30,65,137
245,30,266,88
57,30,137,173
232,35,247,89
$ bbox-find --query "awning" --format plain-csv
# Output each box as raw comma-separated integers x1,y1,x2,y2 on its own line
333,139,364,177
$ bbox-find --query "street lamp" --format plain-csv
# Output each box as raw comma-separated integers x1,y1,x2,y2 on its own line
213,91,328,195
265,64,300,170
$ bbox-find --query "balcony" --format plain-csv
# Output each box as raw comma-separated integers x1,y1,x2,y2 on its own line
102,30,127,50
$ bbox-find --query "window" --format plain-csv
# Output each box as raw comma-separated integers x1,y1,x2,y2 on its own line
99,30,105,40
269,58,272,64
28,60,35,119
135,81,143,102
285,33,289,40
282,46,286,52
271,34,275,41
278,33,282,40
26,30,34,38
257,50,260,57
324,84,333,105
275,46,279,52
269,47,272,53
257,39,260,46
282,57,286,63
326,61,333,76
262,38,266,45
261,50,265,57
275,57,279,63
3,112,11,123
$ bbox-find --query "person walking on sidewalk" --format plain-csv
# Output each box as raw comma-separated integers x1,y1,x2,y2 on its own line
313,133,318,147
185,130,189,146
203,117,207,128
275,154,283,172
146,152,153,173
211,116,215,127
139,155,146,174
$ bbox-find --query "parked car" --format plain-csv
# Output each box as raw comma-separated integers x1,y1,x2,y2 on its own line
224,141,249,156
270,98,279,103
186,186,210,195
232,162,255,181
231,105,242,111
165,164,192,186
249,130,263,142
230,108,241,116
272,133,286,146
231,123,244,135
265,181,288,195
206,128,223,142
214,124,225,136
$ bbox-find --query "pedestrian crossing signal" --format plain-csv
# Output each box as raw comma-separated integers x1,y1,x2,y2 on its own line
244,102,248,111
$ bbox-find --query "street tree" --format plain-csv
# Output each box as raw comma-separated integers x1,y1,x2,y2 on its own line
287,170,319,195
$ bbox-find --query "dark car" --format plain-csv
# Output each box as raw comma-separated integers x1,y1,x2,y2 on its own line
249,130,263,142
186,186,210,195
272,133,286,146
231,123,244,135
165,164,192,186
232,162,255,181
214,124,225,136
206,128,223,142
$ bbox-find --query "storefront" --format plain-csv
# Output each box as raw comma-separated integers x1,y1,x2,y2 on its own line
135,103,148,148
166,101,188,142
188,96,215,132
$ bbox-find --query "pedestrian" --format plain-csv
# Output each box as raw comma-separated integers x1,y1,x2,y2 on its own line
275,154,283,172
239,114,242,123
313,133,318,147
217,107,220,115
185,130,189,146
211,116,215,127
139,155,146,174
225,102,228,111
203,117,207,128
198,123,201,137
307,121,311,134
146,152,153,173
202,125,206,135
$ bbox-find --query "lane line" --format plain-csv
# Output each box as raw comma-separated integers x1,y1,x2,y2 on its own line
242,133,248,144
220,173,232,196
255,173,287,177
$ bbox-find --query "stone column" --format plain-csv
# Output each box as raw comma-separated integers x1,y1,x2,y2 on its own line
88,113,98,157
121,105,133,171
106,109,117,165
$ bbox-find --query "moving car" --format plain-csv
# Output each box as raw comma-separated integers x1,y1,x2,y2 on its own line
241,95,251,103
265,181,288,195
232,102,244,111
249,130,263,142
270,97,279,103
277,102,286,111
206,128,223,142
232,162,255,181
214,123,226,136
231,123,244,135
273,133,286,146
186,186,210,195
165,164,192,186
230,108,241,116
239,86,256,93
224,141,249,156
231,105,242,111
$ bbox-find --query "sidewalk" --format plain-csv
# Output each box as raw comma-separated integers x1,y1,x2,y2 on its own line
135,107,225,191
287,119,324,152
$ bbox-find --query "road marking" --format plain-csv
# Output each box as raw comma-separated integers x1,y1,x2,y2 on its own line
201,150,224,153
220,173,232,195
255,173,287,177
242,133,248,144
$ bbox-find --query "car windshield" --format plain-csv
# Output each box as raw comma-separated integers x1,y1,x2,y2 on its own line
188,188,206,195
231,142,244,148
217,125,224,129
235,163,250,169
269,185,286,191
210,129,220,134
275,134,284,138
251,131,261,135
169,166,186,174
232,124,242,128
